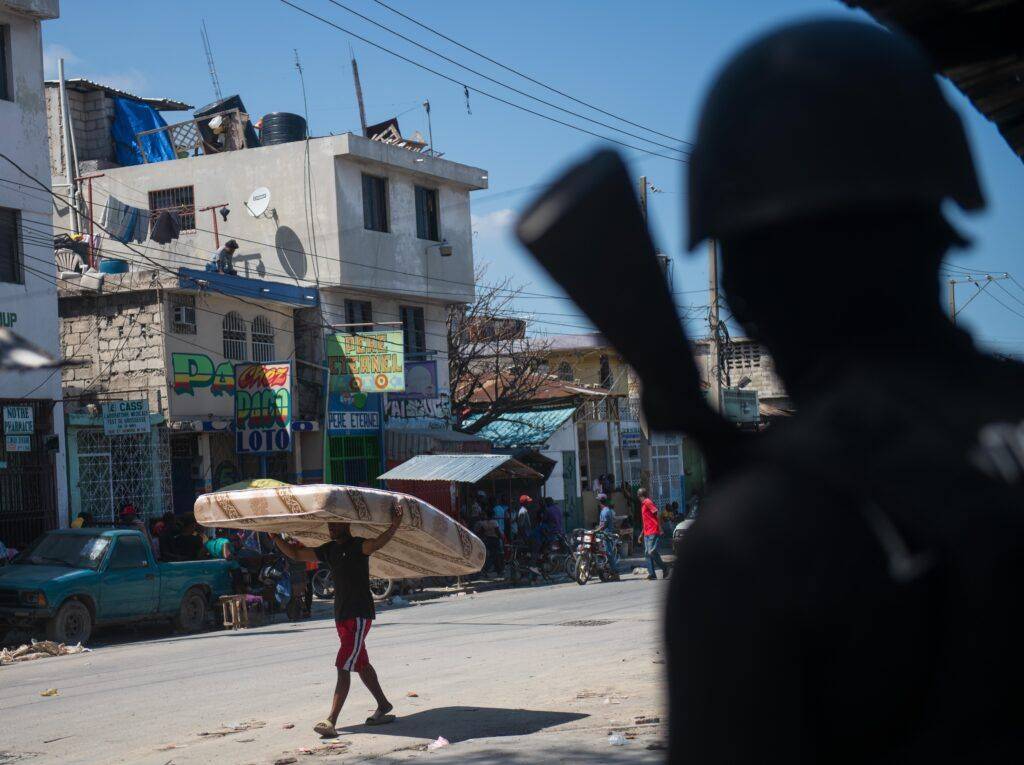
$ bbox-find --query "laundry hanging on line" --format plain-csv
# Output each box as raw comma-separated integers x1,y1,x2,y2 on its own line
150,210,181,245
100,195,149,244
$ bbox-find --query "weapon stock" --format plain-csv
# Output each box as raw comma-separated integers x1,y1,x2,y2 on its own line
515,149,737,464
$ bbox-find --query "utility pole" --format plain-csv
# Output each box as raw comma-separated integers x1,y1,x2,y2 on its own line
423,100,434,155
637,176,653,496
947,273,1009,325
351,49,368,136
707,239,721,412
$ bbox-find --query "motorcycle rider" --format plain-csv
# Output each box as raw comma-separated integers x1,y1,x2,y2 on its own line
668,19,1024,763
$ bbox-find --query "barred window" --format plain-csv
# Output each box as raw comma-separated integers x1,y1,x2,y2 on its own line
222,311,247,360
251,315,275,362
169,294,196,335
148,186,195,231
557,362,574,382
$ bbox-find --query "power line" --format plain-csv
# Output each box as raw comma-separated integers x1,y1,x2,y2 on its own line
369,0,690,146
4,186,713,315
277,0,686,163
321,0,687,156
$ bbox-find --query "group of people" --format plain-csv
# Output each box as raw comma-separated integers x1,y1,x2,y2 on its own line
70,505,236,563
464,491,565,578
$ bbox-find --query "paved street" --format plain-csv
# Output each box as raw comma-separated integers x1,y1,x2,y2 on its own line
1,574,669,765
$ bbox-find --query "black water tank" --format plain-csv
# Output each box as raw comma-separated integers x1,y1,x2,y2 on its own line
260,112,308,146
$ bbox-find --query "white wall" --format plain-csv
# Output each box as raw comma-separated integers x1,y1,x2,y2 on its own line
541,417,578,501
163,291,296,421
0,2,66,519
51,134,486,307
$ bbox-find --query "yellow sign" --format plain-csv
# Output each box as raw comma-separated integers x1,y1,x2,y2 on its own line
327,331,406,393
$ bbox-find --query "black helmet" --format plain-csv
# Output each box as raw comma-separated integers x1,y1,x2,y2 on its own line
687,19,984,249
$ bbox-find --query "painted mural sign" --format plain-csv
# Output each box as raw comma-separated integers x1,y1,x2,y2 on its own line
326,331,405,394
3,405,33,435
327,392,381,436
234,361,293,454
102,400,150,436
171,353,236,397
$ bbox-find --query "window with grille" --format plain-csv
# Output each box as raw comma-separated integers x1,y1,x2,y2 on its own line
222,311,247,360
361,174,389,232
557,362,574,382
169,294,196,334
344,299,373,333
0,207,22,284
724,343,762,370
400,305,426,356
599,355,612,388
251,315,276,362
414,186,440,241
148,186,195,231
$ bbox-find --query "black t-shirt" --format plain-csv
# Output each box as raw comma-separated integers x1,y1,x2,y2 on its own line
315,537,374,621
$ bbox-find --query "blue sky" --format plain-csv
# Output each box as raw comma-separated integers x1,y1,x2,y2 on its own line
42,0,1024,353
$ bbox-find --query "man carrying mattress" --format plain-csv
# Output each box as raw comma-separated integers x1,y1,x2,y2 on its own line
273,504,403,738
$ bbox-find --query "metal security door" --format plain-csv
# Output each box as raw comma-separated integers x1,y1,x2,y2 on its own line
562,451,582,531
78,451,114,521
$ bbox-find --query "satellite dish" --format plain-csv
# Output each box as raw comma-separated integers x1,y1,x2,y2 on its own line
245,187,271,217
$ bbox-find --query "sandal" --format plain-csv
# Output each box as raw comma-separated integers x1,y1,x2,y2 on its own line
313,719,338,738
365,713,396,726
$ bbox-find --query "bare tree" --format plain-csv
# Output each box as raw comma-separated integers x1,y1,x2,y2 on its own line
449,269,552,434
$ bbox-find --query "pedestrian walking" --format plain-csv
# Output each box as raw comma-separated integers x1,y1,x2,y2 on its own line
638,489,669,580
272,505,403,738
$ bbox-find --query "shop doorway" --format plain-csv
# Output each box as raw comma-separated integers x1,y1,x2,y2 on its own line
327,435,381,487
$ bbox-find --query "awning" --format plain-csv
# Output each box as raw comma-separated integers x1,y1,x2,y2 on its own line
462,407,575,449
378,453,542,483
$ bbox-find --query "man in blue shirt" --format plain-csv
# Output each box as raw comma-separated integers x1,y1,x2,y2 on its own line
595,493,620,578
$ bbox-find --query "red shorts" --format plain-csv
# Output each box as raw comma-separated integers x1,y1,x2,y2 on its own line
335,617,372,672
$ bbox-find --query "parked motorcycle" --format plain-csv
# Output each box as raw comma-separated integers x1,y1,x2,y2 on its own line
539,532,574,579
310,564,394,602
572,529,620,585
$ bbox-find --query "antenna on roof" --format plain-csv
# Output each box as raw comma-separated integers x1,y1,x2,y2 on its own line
200,20,223,101
350,46,368,136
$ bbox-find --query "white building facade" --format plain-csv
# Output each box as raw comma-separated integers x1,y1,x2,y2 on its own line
0,0,66,545
48,90,486,508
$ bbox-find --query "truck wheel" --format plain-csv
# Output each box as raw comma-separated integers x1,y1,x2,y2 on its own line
175,588,208,633
46,600,93,645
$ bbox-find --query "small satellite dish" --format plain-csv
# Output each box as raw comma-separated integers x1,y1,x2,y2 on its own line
245,187,271,217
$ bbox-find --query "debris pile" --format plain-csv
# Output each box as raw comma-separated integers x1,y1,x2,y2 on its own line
1,640,90,665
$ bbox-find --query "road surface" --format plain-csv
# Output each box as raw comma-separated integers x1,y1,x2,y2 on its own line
1,574,670,764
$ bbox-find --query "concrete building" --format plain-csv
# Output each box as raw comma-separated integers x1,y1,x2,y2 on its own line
57,269,316,522
46,80,487,514
0,0,66,547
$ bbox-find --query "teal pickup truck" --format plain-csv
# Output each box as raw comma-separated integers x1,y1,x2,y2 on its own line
0,528,236,645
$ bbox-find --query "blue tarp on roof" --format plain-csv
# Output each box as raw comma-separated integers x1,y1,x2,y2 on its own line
112,97,175,166
462,407,576,449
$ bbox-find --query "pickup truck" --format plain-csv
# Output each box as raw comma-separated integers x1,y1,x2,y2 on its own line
0,528,235,645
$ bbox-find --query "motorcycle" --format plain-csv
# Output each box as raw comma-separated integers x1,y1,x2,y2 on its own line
539,532,574,579
310,564,394,602
572,529,620,585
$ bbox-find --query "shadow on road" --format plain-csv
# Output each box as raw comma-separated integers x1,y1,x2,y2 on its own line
338,706,587,743
376,743,662,764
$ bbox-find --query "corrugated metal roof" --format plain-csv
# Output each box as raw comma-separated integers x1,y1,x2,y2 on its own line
378,454,542,483
462,407,576,448
45,79,193,111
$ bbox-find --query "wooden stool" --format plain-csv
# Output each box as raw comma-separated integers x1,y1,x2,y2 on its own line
219,595,249,630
